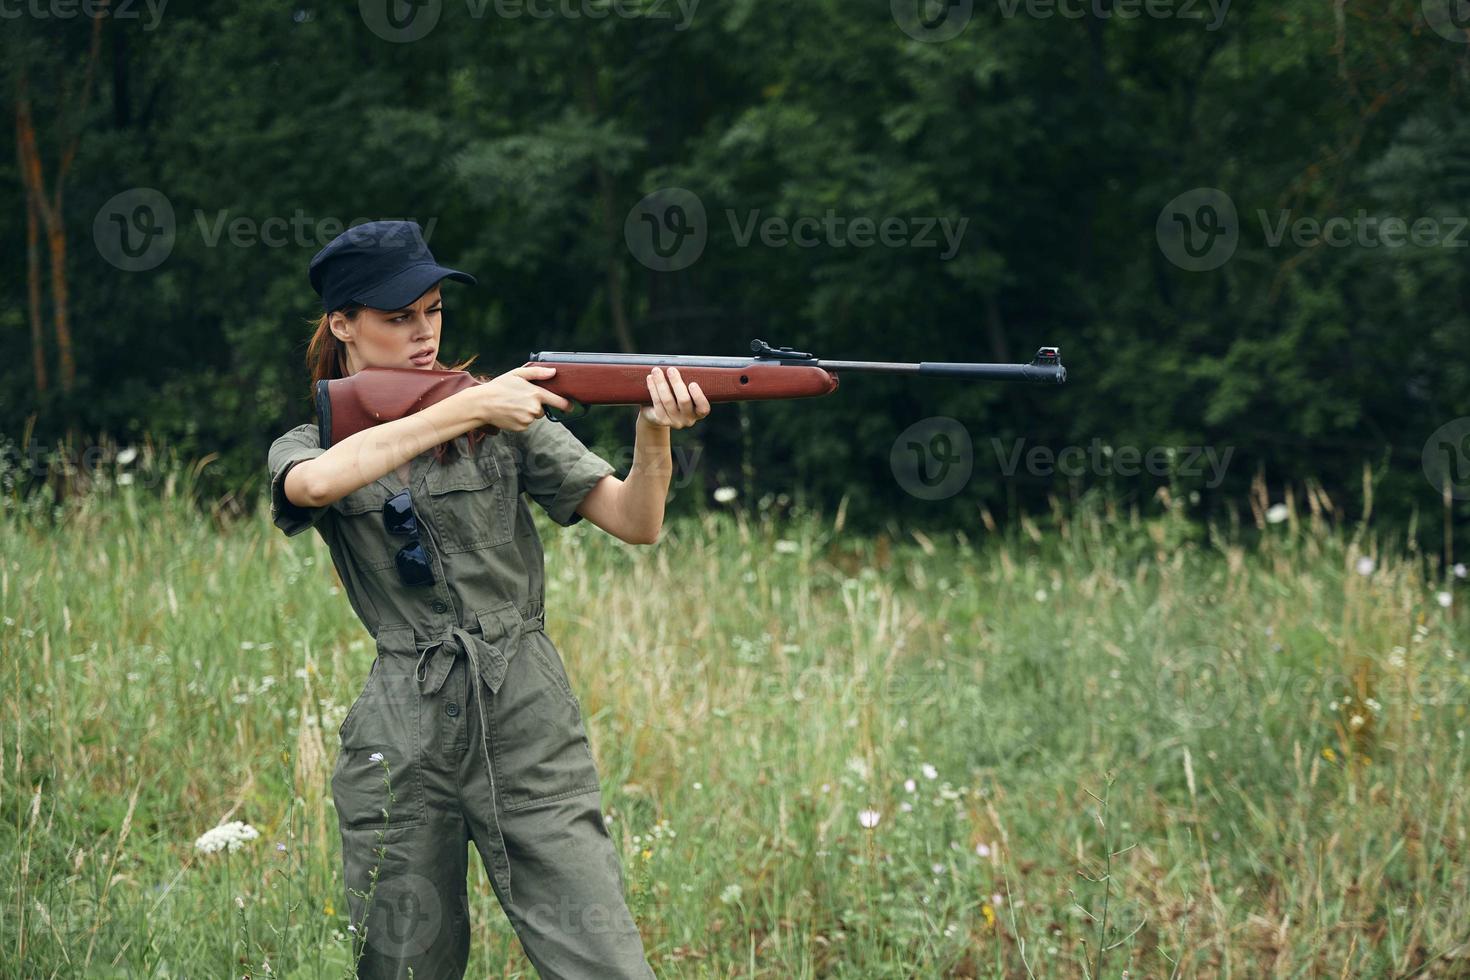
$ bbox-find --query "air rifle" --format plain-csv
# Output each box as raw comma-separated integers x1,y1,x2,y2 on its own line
314,339,1067,449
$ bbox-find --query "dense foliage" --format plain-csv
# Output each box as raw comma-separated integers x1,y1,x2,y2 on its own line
4,0,1467,550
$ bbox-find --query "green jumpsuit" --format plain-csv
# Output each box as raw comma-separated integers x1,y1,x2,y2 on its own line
267,415,656,979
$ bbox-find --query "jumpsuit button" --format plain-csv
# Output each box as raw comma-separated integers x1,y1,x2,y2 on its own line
430,599,448,613
445,702,460,717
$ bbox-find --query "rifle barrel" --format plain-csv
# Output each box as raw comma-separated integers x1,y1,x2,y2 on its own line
529,346,1066,384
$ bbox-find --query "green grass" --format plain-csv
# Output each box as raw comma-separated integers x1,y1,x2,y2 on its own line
2,456,1467,977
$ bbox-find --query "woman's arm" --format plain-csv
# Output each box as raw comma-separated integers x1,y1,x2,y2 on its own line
576,366,709,545
285,365,568,508
577,416,673,545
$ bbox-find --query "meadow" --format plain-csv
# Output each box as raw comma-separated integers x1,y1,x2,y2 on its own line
2,451,1467,978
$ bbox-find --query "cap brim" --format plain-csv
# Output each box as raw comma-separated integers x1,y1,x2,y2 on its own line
351,262,477,311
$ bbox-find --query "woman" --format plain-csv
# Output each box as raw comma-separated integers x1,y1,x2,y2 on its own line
267,220,709,978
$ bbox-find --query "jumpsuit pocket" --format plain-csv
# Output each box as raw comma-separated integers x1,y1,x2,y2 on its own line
328,484,396,571
425,441,513,553
494,626,601,811
330,626,427,829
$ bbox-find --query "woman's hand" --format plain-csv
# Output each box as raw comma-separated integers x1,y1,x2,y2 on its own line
640,367,711,429
463,365,572,431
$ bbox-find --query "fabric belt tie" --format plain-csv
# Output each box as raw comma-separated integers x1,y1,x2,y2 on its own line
409,605,545,905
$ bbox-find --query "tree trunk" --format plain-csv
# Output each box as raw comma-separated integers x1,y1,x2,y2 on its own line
13,11,107,396
25,194,47,395
45,217,75,392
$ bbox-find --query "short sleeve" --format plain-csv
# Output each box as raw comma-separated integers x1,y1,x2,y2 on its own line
510,416,616,527
267,423,330,537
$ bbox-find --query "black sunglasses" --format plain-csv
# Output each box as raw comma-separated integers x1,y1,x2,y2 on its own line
383,488,435,587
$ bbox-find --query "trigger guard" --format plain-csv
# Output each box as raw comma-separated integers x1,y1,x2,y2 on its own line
544,398,587,422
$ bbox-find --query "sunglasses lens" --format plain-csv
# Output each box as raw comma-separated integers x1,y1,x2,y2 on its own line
396,542,434,587
383,489,418,536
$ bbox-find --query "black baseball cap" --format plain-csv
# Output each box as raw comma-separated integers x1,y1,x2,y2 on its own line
308,220,476,313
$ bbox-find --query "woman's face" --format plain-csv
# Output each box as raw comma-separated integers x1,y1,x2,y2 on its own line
330,283,445,374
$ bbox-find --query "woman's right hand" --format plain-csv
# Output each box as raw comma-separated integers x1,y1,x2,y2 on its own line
461,365,572,431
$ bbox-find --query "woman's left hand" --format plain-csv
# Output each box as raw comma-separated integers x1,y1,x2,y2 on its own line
641,367,712,429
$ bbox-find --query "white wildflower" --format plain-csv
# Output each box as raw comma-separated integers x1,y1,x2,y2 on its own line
931,862,946,875
976,842,992,858
117,446,139,466
845,757,870,781
195,821,261,854
904,779,916,793
899,801,913,813
713,486,737,503
1356,557,1375,576
368,752,385,763
1034,589,1048,602
1266,503,1289,524
719,884,742,904
1437,592,1453,609
1454,563,1467,579
858,808,882,829
921,763,938,780
1349,714,1365,729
